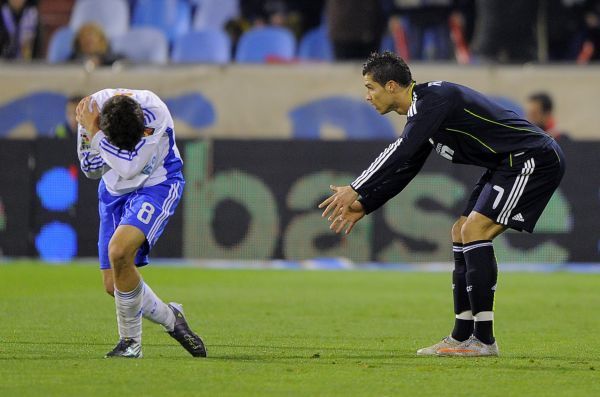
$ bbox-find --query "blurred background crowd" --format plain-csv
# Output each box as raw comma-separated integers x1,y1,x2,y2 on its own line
1,0,600,66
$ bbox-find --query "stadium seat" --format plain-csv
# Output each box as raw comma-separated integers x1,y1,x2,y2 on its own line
192,0,240,31
380,34,395,53
47,27,74,64
171,30,231,64
132,0,191,43
235,26,296,63
298,26,333,62
111,28,169,65
69,0,129,39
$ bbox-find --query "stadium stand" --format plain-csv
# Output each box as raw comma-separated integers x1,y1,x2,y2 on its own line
298,26,333,62
69,0,129,39
235,26,296,63
111,27,169,65
46,27,74,64
192,0,240,31
132,0,191,43
171,30,231,64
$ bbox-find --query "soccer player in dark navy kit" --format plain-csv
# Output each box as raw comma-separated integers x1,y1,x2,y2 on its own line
319,52,565,357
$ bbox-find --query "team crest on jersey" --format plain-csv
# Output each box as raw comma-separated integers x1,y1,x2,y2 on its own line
142,155,157,175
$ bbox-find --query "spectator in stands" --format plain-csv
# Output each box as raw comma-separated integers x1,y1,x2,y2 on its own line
471,0,538,63
386,0,473,61
525,92,570,141
325,0,385,60
52,95,84,139
0,0,40,60
577,0,600,63
70,22,122,67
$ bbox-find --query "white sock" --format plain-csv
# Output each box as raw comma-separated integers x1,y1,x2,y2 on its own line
114,280,144,342
456,310,474,320
474,311,494,321
141,282,176,332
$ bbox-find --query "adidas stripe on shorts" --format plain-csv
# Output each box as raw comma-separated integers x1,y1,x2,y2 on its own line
462,140,565,233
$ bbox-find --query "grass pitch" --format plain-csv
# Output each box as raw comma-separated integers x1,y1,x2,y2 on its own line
1,262,599,397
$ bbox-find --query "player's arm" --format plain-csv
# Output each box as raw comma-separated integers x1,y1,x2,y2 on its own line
354,142,432,214
350,93,451,213
77,124,109,179
90,131,161,180
76,95,161,180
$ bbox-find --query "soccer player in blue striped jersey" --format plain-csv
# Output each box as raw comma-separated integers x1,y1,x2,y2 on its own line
319,52,565,357
76,89,206,358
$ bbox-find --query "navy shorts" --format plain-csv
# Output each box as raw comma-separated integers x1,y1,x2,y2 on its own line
462,140,565,232
98,176,184,270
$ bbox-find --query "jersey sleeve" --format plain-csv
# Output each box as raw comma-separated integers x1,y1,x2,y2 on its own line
351,92,451,213
77,124,109,179
90,129,162,180
356,142,432,214
87,89,169,180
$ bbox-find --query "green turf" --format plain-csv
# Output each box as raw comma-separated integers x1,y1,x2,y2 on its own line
1,262,599,396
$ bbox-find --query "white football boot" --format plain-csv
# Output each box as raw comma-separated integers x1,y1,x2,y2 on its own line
416,335,462,356
436,335,499,357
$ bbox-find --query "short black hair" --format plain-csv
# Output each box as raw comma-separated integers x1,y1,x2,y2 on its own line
362,51,413,87
528,92,553,114
99,95,145,151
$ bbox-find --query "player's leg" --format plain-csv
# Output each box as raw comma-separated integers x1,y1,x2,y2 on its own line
461,212,505,345
105,224,146,358
437,212,504,357
450,216,473,341
118,179,206,357
417,217,471,355
417,171,491,356
100,267,175,332
102,268,114,296
101,263,179,331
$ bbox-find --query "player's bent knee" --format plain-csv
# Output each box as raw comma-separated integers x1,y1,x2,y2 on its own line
461,218,500,243
451,218,466,242
108,241,134,268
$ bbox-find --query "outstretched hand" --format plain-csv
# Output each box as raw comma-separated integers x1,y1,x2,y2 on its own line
76,96,101,138
318,185,359,221
328,201,365,235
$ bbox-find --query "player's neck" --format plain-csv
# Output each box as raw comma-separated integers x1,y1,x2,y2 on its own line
394,82,415,115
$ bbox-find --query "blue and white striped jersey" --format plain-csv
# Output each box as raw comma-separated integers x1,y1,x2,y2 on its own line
77,88,183,196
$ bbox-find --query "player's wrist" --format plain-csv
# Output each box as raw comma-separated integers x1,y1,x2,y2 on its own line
90,130,106,151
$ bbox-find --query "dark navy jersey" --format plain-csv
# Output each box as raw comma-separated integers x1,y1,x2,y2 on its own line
352,81,555,214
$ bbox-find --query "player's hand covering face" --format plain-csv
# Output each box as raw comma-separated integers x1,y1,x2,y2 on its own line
76,96,101,137
319,185,363,234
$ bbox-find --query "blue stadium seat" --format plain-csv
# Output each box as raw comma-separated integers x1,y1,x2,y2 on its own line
380,35,395,53
111,28,169,65
69,0,129,39
171,30,231,64
192,0,239,31
132,0,191,43
47,27,74,64
298,26,333,62
235,26,296,63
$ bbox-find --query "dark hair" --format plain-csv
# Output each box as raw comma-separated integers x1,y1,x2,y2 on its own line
528,92,553,113
362,51,413,87
99,95,144,151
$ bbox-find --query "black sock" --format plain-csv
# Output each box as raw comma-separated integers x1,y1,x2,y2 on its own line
474,321,494,345
463,240,497,345
451,243,473,341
